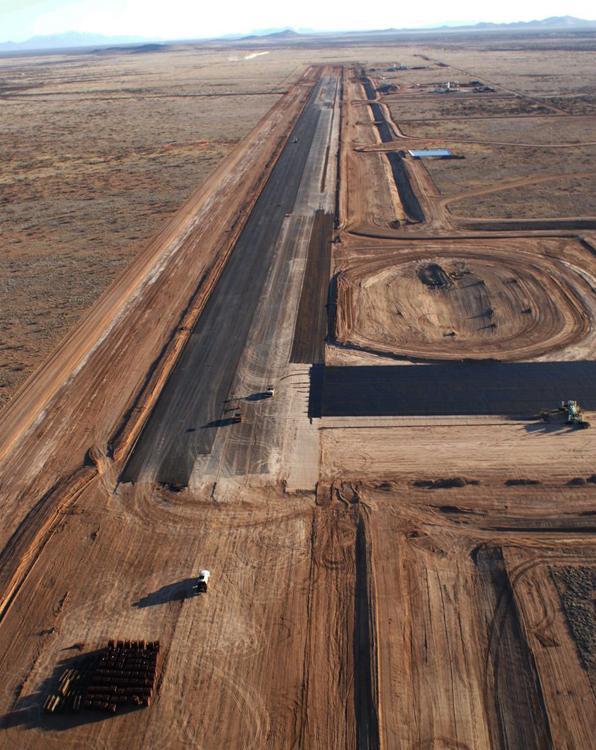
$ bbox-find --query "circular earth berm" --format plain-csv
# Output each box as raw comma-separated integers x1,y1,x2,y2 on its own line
334,251,590,360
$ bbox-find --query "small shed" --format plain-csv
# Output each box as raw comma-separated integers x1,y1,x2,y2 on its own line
408,148,454,159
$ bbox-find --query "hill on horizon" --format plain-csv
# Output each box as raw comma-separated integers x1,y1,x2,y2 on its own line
1,16,595,54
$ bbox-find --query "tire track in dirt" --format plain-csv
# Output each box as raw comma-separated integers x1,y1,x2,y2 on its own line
333,247,592,362
473,545,553,748
299,487,380,748
440,170,595,212
0,68,320,564
0,465,97,624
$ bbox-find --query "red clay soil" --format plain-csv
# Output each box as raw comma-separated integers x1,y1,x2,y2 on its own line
1,60,595,749
0,67,321,612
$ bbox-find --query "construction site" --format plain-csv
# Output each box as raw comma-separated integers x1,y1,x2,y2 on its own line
0,28,595,749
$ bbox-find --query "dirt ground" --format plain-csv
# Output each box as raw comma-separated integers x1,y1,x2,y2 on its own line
3,38,595,403
0,43,428,406
0,30,595,749
320,417,596,482
372,46,596,222
0,48,284,404
364,482,596,749
333,238,595,361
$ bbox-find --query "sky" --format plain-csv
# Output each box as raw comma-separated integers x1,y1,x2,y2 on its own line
0,0,594,42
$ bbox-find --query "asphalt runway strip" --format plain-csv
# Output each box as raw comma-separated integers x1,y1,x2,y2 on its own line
121,82,325,486
290,210,334,364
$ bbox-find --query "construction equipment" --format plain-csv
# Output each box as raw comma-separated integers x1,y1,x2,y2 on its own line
540,400,590,429
562,400,590,428
194,570,210,594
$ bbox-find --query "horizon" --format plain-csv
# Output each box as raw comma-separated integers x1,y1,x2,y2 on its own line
1,0,595,46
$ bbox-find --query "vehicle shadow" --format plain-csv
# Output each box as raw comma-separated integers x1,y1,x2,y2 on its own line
203,417,239,428
244,391,273,402
523,420,577,435
132,578,197,608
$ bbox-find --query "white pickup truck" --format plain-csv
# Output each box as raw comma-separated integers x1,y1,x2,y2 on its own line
195,570,210,594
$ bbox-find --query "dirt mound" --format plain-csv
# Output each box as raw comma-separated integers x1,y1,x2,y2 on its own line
417,262,452,289
413,477,478,489
334,246,590,361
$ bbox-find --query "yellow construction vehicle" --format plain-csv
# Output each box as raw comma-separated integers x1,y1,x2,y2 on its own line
562,400,590,428
540,400,590,429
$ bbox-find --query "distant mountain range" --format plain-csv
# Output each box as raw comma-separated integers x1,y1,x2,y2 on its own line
232,17,596,42
1,16,595,54
338,16,596,35
240,29,301,41
0,31,147,53
469,15,596,30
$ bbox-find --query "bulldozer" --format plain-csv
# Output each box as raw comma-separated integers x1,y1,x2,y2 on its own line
540,400,590,429
562,400,590,428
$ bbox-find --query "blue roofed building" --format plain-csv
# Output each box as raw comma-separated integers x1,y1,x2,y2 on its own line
408,148,454,158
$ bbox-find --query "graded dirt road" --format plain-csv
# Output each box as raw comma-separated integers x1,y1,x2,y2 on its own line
0,51,594,750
